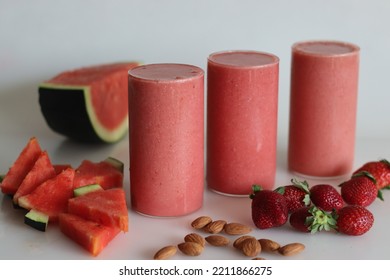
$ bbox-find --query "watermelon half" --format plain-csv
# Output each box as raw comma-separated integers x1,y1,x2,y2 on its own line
38,62,140,143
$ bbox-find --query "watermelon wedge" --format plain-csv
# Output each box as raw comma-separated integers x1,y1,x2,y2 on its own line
73,158,123,189
1,137,42,195
59,213,121,256
18,168,75,222
67,188,128,232
38,62,140,143
13,151,56,205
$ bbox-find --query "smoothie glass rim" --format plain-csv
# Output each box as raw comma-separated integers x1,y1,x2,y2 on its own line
208,50,280,69
128,63,204,84
292,40,360,58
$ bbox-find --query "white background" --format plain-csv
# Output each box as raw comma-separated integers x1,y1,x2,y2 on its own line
0,0,390,260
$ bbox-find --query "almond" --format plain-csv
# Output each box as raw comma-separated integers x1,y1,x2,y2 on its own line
278,242,305,256
224,222,252,235
191,216,212,229
153,245,177,260
178,242,204,256
205,235,230,246
203,220,226,234
184,233,206,247
233,235,257,250
241,238,261,257
258,239,280,252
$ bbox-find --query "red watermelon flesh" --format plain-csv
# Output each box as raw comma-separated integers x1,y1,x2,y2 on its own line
18,168,75,222
59,213,120,256
13,151,56,205
73,160,123,189
68,188,128,232
1,137,42,195
53,164,73,175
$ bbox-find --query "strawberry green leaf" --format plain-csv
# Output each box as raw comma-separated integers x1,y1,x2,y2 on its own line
303,194,311,206
377,190,384,201
274,186,285,195
380,159,390,167
291,178,310,193
352,171,377,185
249,184,262,199
306,206,337,234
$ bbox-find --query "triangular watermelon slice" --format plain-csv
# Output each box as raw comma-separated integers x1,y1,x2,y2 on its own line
0,137,42,195
59,213,121,256
67,188,128,232
13,151,56,205
18,168,75,222
73,158,123,189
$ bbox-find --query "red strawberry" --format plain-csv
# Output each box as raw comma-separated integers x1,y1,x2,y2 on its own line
289,206,337,233
275,178,310,213
340,171,380,207
250,185,288,229
310,184,344,211
353,159,390,190
335,205,374,236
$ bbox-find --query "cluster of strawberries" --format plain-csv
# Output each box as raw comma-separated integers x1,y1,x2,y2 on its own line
250,159,390,236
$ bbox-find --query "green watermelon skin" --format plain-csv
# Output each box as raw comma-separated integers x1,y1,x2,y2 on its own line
38,62,140,143
67,188,128,232
59,213,120,256
13,151,56,205
1,137,42,195
18,168,75,222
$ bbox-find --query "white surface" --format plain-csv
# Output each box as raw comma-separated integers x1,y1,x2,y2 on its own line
1,0,390,260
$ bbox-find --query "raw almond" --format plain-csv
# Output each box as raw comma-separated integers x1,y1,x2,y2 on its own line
178,242,204,256
233,235,257,250
224,222,252,235
258,239,280,252
278,242,305,256
184,233,206,247
203,220,226,234
205,235,230,246
153,245,177,260
241,238,261,257
191,216,212,229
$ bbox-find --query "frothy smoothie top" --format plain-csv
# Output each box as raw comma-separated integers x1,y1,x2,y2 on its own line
129,63,203,82
293,41,360,56
208,51,279,68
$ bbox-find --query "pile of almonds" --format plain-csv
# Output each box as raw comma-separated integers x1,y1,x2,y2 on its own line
153,216,305,260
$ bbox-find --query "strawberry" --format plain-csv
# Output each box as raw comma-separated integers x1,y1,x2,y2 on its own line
340,171,381,207
335,205,374,236
353,159,390,190
309,184,344,211
274,178,311,213
289,206,337,233
250,185,288,229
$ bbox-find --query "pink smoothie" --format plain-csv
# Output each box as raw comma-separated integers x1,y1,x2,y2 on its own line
207,50,279,195
128,64,204,216
288,41,360,177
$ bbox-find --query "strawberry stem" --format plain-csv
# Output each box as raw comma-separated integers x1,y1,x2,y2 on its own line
249,184,262,199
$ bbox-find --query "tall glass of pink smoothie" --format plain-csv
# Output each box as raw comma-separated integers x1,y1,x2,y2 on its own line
128,63,204,216
288,40,360,178
207,50,279,195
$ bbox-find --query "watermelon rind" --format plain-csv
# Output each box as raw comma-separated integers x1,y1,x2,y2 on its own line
73,184,103,197
103,157,124,173
39,84,128,143
25,209,49,232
